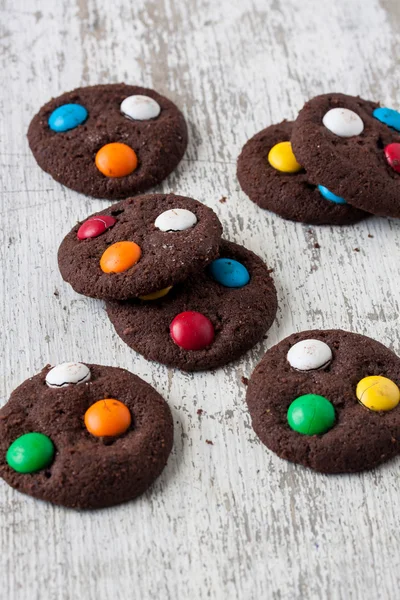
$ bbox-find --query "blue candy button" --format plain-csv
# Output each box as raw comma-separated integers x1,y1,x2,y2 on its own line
48,103,88,132
318,185,347,205
373,107,400,132
208,258,250,288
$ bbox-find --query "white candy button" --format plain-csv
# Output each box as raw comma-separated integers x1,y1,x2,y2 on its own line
287,339,332,371
120,95,161,121
155,209,197,232
46,362,91,388
322,108,364,137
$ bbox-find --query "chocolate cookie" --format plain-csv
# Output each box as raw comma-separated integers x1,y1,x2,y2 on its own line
0,363,173,509
106,240,278,371
58,193,223,300
237,121,368,225
28,83,188,200
291,93,400,218
246,330,400,473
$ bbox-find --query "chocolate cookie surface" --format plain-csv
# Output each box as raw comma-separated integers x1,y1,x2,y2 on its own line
106,240,278,371
58,193,222,300
0,363,173,509
246,330,400,473
291,93,400,218
237,121,368,225
28,83,188,199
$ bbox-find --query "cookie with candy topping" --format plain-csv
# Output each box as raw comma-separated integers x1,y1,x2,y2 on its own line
0,363,173,509
58,193,223,300
246,330,400,473
27,83,188,199
237,121,368,225
106,240,277,372
291,93,400,218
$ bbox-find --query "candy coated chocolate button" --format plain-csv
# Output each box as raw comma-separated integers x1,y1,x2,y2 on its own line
384,143,400,173
287,394,335,435
48,103,88,132
322,108,364,137
373,107,400,132
208,258,250,288
121,95,161,121
46,362,91,388
318,185,347,205
77,216,117,240
95,143,138,177
100,241,141,273
287,339,332,371
170,311,214,351
155,209,197,232
6,433,55,473
85,399,131,437
356,376,400,411
268,141,302,173
139,286,172,301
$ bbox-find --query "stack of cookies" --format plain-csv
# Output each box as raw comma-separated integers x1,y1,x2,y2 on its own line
27,83,278,372
58,193,278,371
237,93,400,225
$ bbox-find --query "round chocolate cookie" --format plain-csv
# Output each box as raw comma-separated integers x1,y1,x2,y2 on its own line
27,83,188,199
58,193,223,300
0,363,174,509
237,121,368,225
291,93,400,218
106,240,278,372
246,330,400,473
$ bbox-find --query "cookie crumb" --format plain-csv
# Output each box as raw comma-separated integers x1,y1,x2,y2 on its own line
267,268,275,274
241,376,249,386
219,196,227,204
53,289,59,297
197,409,203,416
206,439,213,445
368,234,374,238
314,242,320,249
354,247,360,252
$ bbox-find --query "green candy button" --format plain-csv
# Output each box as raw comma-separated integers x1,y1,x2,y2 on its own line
287,394,335,435
6,432,55,473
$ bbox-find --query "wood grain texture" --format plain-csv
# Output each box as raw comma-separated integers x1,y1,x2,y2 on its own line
1,0,400,598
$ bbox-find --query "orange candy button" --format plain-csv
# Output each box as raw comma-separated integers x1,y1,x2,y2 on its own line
100,241,141,273
84,399,131,437
95,142,138,177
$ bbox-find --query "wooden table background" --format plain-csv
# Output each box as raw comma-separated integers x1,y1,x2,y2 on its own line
1,0,400,598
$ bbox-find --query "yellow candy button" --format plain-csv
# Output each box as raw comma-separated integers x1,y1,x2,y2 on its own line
139,286,172,301
356,375,400,412
268,141,302,173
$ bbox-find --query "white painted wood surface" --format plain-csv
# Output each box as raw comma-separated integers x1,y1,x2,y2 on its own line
1,0,400,598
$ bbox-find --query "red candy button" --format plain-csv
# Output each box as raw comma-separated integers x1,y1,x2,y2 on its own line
384,143,400,173
77,216,117,240
170,311,214,351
